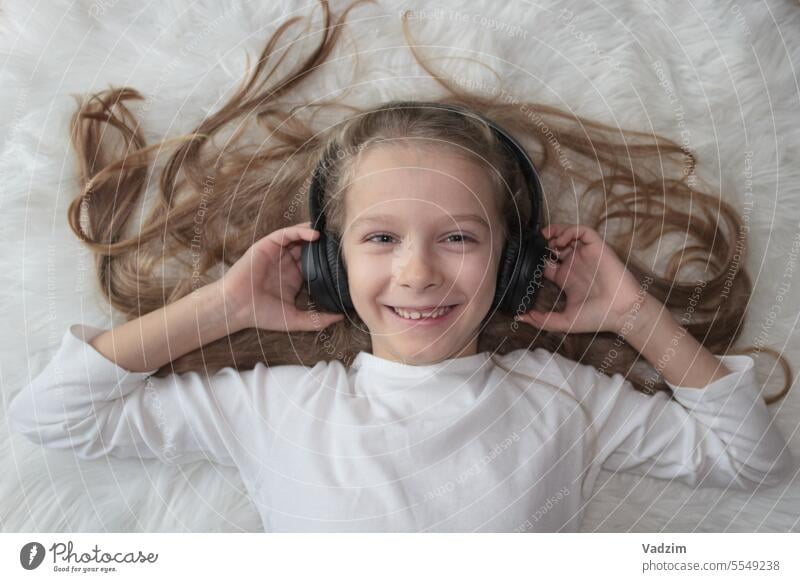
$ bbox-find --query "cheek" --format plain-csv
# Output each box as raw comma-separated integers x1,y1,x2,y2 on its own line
459,254,500,308
343,252,384,299
448,251,497,285
347,247,396,273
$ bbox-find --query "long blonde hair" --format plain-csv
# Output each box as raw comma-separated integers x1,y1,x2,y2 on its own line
67,0,790,405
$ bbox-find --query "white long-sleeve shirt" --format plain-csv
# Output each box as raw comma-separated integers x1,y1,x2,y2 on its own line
7,324,793,532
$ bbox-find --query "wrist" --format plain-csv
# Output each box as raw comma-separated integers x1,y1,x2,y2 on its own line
195,280,247,335
614,292,731,388
615,292,664,346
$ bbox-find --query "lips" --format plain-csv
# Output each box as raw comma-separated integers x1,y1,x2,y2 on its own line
384,304,460,325
391,305,454,311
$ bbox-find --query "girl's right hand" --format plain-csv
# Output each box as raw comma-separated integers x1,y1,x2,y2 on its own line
220,222,346,332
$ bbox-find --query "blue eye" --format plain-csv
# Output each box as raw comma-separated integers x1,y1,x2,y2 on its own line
445,233,476,244
366,233,396,244
364,233,477,245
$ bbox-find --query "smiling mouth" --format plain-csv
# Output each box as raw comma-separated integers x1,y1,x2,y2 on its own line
385,304,459,321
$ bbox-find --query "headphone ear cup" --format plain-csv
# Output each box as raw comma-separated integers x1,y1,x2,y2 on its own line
503,233,549,315
302,233,339,314
494,234,520,313
326,234,353,313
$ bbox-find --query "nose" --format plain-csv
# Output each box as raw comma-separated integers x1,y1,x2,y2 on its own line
393,239,443,291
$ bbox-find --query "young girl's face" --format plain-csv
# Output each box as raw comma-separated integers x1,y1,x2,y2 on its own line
340,144,504,365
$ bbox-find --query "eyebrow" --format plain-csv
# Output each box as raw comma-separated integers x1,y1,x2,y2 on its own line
350,213,491,230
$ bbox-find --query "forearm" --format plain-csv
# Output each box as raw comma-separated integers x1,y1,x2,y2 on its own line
89,281,241,372
619,294,732,389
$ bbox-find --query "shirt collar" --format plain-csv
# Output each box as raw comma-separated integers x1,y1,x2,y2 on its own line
351,350,492,383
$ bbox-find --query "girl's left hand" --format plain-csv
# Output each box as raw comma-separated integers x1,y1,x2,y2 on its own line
515,224,645,334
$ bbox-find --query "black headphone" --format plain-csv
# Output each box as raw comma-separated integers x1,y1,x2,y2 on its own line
300,101,552,318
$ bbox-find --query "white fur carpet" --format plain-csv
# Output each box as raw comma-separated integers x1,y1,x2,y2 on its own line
1,0,799,532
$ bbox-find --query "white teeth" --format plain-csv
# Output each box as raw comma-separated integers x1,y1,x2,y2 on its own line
391,305,454,320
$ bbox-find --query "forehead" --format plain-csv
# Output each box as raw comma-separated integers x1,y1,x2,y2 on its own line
343,145,500,225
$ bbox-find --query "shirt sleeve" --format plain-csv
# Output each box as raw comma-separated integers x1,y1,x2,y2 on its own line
6,324,273,467
548,351,794,492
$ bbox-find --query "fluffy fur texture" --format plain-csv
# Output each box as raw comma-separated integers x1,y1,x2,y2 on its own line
1,0,798,532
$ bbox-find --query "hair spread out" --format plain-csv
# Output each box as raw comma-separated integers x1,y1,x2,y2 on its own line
66,0,791,405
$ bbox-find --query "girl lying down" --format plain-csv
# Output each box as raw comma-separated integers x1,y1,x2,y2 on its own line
8,0,794,532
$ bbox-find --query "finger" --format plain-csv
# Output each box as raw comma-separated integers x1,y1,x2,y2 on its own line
264,224,321,250
281,255,303,275
544,246,559,262
289,244,303,263
545,226,580,251
573,225,600,244
548,224,579,248
553,224,599,249
289,250,303,272
289,310,345,331
541,223,569,241
542,256,559,282
548,224,574,247
558,244,575,260
515,309,570,332
552,247,579,284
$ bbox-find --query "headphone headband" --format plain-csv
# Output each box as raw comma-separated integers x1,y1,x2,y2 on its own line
307,102,542,239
